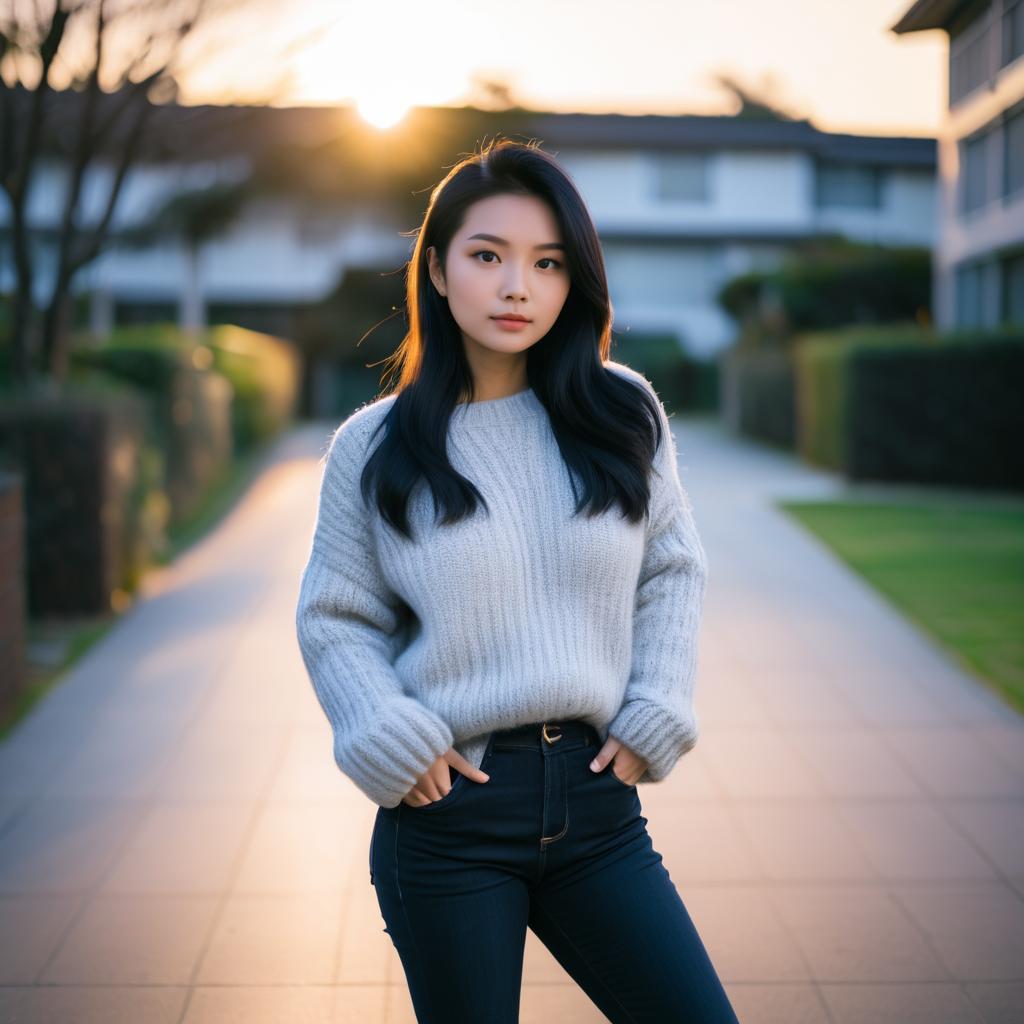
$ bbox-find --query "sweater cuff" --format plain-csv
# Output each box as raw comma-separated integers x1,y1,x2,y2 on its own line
606,698,699,784
334,696,454,809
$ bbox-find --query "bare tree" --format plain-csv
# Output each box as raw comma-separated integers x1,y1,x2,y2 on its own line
467,73,521,112
0,0,241,390
709,70,808,123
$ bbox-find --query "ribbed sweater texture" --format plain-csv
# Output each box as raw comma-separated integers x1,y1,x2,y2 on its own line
295,359,710,809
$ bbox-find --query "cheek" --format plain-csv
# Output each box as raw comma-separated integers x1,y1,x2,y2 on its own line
446,267,488,314
538,278,571,320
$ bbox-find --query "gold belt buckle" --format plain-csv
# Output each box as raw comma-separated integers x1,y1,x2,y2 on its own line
542,722,563,744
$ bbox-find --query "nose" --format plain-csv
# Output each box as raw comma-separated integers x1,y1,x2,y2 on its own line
501,264,528,302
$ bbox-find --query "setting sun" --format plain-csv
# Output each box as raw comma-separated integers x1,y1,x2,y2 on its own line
355,93,411,130
285,2,474,123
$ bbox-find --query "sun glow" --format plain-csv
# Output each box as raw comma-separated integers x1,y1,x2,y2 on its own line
355,92,412,130
287,3,474,128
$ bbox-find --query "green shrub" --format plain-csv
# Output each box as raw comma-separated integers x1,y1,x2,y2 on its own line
611,332,718,413
718,240,932,348
69,328,234,525
205,324,302,450
794,324,937,469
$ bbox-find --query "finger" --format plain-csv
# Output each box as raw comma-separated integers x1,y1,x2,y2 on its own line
409,782,444,804
413,776,448,802
447,752,490,782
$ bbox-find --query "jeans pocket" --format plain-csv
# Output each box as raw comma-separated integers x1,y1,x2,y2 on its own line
406,763,468,811
604,764,637,790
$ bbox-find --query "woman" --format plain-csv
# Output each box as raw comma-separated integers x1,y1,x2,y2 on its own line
295,138,738,1023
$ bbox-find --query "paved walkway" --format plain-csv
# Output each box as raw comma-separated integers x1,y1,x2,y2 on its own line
1,413,1022,1023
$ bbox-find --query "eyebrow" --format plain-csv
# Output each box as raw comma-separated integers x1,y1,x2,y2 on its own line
466,232,566,252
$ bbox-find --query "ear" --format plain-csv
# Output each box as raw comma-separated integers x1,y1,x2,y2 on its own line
426,246,446,297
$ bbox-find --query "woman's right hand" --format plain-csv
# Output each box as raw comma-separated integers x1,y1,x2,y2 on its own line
401,749,490,807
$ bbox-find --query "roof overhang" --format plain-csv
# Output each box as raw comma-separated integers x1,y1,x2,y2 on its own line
890,0,971,33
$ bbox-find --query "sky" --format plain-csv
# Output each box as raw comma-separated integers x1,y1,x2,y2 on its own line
176,0,946,137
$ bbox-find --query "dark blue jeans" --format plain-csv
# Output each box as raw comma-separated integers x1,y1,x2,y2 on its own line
369,718,740,1023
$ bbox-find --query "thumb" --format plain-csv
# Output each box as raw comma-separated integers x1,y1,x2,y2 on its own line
447,749,490,782
589,738,621,772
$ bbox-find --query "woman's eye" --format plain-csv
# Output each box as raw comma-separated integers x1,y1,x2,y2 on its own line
470,250,562,270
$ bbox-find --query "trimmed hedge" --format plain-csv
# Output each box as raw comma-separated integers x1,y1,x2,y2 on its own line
718,346,795,448
70,333,234,526
846,331,1024,488
792,324,1024,488
0,379,162,615
794,324,937,469
204,324,302,449
69,323,301,524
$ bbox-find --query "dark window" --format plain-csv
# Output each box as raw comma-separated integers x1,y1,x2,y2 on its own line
815,162,883,209
961,130,994,212
955,262,984,327
1002,251,1024,324
114,300,178,326
654,153,708,202
954,258,999,327
950,11,993,104
1003,0,1024,67
1005,105,1024,198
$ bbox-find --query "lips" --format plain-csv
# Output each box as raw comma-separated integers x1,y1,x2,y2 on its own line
491,315,531,322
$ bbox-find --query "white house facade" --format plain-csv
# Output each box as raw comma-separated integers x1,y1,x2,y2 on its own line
2,101,938,359
894,0,1024,330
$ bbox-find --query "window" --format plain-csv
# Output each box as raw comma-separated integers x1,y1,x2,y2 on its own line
1003,0,1024,67
1005,104,1024,198
604,244,715,304
954,258,999,327
955,262,984,327
1002,251,1024,324
814,162,883,209
961,130,994,212
950,8,994,105
653,153,708,202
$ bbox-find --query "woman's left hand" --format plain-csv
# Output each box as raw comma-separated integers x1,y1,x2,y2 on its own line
589,736,648,786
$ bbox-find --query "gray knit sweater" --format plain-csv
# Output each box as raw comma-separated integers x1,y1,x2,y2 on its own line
295,360,710,809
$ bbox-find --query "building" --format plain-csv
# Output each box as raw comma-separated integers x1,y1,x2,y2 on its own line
544,114,935,356
1,91,937,359
893,0,1024,329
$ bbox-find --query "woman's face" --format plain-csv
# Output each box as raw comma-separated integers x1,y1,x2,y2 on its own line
427,192,571,363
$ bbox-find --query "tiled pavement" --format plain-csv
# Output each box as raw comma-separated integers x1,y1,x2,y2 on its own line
1,414,1022,1023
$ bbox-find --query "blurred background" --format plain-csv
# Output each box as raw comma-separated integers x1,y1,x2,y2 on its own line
0,1,1022,1020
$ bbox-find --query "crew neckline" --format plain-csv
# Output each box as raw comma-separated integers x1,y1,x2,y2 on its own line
456,386,532,408
450,385,547,426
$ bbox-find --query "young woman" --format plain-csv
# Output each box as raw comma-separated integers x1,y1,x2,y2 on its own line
295,138,738,1023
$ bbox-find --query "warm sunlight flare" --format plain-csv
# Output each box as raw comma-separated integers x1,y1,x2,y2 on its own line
355,93,411,130
187,0,944,138
287,2,473,118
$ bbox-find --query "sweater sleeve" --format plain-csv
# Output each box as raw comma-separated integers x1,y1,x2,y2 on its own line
605,380,710,784
295,409,454,809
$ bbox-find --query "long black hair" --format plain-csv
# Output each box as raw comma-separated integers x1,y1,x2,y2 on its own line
363,137,667,542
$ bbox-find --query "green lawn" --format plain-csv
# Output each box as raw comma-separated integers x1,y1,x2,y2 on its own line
779,498,1024,715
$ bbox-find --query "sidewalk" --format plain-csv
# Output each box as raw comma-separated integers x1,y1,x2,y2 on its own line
0,415,1022,1023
